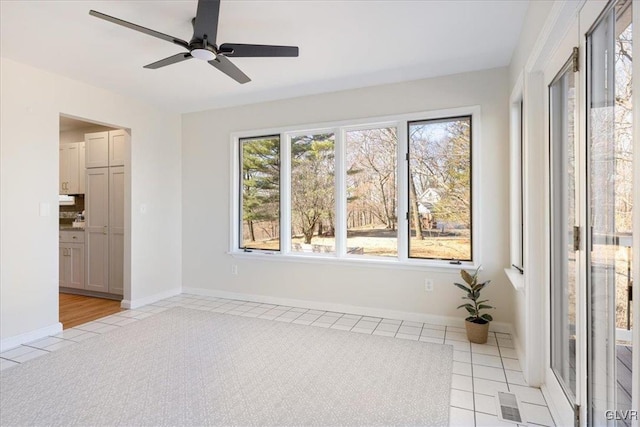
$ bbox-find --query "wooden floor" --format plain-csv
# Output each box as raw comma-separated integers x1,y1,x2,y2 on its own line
59,293,123,329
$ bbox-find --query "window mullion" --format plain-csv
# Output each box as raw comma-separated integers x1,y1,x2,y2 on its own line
281,133,292,254
334,128,346,257
397,121,409,262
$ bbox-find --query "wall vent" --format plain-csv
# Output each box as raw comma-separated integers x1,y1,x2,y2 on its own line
496,392,524,424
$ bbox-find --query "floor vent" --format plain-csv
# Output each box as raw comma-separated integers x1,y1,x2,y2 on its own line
496,392,524,424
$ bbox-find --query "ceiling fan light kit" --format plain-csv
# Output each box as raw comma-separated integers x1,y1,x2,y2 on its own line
88,0,299,84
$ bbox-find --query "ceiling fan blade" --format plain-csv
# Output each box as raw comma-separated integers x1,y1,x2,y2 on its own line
219,43,299,57
208,55,251,84
193,0,220,44
144,53,193,69
89,10,189,49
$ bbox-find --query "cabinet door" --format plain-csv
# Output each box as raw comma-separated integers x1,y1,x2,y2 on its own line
59,245,68,287
59,145,67,194
109,130,128,167
67,243,85,289
66,143,79,194
60,143,80,194
85,131,109,168
85,168,109,292
109,166,125,295
78,142,86,194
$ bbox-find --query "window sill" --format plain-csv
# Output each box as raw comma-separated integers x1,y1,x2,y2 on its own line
504,267,525,292
228,251,477,273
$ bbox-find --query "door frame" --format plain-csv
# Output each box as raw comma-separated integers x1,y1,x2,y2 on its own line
543,13,584,426
57,114,132,305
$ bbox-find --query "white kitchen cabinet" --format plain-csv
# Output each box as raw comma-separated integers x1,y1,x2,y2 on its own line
59,143,80,194
85,168,109,293
109,130,127,167
109,166,125,294
85,131,109,168
85,166,124,295
85,130,128,168
59,231,85,290
78,142,86,194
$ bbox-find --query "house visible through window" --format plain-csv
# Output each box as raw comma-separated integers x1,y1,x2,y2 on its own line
234,108,477,266
408,116,472,261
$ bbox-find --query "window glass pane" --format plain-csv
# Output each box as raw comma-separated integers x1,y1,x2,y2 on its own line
290,133,335,253
587,1,633,422
345,127,398,257
408,117,472,260
549,60,577,403
240,135,280,250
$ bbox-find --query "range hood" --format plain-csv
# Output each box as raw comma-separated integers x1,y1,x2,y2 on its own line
59,195,75,206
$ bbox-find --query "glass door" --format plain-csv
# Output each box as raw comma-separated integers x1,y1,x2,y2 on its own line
549,52,580,415
586,1,635,424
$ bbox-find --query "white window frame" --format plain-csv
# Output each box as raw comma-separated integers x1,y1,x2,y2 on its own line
506,73,526,290
230,106,481,272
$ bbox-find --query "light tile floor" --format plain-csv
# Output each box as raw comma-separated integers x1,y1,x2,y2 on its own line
0,293,555,427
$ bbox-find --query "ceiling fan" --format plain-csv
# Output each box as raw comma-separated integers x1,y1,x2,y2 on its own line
89,0,299,84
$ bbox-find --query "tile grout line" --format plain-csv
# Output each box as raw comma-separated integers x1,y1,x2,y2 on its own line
6,293,551,427
466,331,478,427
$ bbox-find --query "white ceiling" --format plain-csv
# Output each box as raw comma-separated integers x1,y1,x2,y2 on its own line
0,1,529,114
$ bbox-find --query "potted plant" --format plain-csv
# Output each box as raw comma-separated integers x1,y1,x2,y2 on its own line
453,266,494,344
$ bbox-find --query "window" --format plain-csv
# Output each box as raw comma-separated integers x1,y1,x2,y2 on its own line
233,107,478,267
290,133,336,253
239,135,280,251
408,116,472,261
345,127,398,257
510,98,525,273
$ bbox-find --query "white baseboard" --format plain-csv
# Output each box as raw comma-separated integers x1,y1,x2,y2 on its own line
121,287,182,309
182,287,514,334
540,382,566,427
512,332,527,380
0,322,63,352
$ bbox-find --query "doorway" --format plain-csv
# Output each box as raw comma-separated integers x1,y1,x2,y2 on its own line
544,1,637,425
58,115,130,329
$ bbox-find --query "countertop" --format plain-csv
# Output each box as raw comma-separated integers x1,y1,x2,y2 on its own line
59,226,85,232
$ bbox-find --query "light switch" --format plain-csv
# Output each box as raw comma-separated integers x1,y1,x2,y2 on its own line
39,202,50,217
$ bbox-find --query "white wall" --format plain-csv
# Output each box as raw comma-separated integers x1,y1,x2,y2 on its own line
0,58,182,348
509,0,555,87
182,67,516,325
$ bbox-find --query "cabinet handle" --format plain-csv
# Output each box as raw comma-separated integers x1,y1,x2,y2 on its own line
72,236,77,239
103,226,108,235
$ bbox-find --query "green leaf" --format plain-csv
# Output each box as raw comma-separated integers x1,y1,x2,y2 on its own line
457,304,474,310
461,269,474,286
481,314,493,322
478,304,493,310
454,283,471,293
465,306,476,315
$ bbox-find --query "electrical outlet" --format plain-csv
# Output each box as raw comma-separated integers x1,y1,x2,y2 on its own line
231,265,238,275
424,278,434,292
